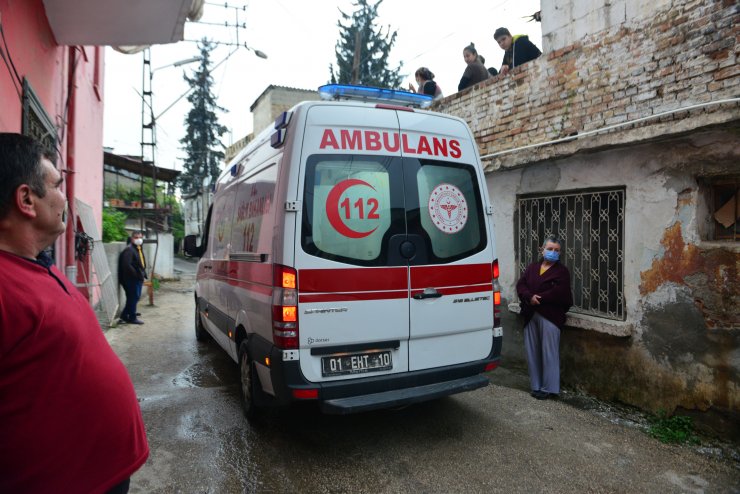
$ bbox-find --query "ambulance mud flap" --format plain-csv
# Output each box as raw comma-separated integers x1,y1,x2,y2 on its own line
320,374,489,415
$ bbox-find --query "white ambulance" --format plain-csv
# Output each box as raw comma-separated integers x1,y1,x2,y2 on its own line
184,85,503,417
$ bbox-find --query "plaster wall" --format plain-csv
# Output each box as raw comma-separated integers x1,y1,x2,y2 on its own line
436,0,739,172
541,0,673,52
0,0,106,270
251,86,319,135
144,233,174,279
492,129,739,423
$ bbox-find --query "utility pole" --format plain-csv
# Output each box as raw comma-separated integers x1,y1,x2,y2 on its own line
351,29,362,84
140,48,154,232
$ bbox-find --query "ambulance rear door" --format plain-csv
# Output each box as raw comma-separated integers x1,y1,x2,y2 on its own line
294,103,410,383
397,111,495,371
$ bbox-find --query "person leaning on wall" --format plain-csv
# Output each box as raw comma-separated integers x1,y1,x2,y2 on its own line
515,235,573,401
494,27,542,76
0,133,149,494
458,42,490,91
408,67,443,100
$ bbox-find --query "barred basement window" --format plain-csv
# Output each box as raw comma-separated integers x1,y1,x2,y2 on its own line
516,188,625,320
22,79,57,160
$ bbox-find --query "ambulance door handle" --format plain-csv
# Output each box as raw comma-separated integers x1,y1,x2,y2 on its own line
413,288,442,300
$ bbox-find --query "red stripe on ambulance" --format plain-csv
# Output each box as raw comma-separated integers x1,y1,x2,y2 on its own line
299,267,407,293
411,263,491,289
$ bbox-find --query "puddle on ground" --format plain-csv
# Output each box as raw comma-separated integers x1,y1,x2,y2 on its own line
174,362,236,388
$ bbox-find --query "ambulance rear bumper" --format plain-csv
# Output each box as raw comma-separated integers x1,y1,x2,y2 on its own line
255,334,502,414
320,374,489,414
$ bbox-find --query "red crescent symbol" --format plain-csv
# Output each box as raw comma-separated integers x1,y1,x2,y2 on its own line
326,179,379,239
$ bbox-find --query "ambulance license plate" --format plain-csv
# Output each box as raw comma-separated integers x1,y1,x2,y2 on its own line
321,350,392,377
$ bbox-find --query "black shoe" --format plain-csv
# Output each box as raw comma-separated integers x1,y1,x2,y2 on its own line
548,393,559,400
129,318,144,325
533,391,549,400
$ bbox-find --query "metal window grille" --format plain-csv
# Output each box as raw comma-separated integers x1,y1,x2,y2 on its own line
22,79,57,158
516,188,625,320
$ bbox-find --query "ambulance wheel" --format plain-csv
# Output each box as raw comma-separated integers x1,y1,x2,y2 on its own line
194,301,209,342
238,340,259,419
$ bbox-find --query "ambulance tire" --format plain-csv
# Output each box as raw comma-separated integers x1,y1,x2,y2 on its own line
238,340,260,419
194,301,209,342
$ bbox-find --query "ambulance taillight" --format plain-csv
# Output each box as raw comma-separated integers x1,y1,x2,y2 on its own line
492,260,501,328
272,265,299,349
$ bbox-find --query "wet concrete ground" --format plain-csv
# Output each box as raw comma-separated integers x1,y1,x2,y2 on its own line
105,259,739,493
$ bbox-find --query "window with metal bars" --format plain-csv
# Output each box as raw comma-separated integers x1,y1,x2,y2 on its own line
22,79,57,160
516,188,626,320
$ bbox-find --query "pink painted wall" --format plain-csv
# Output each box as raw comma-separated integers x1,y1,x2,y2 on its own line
0,0,105,268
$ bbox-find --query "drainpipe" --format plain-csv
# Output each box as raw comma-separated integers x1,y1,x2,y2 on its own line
64,46,77,282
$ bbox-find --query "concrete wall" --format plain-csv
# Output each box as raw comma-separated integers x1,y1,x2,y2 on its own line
0,0,106,271
145,233,174,279
104,241,126,316
251,86,319,135
432,0,739,429
541,0,673,52
104,236,175,318
493,129,739,419
435,0,739,172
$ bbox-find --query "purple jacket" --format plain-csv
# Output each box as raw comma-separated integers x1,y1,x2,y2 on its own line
516,261,573,329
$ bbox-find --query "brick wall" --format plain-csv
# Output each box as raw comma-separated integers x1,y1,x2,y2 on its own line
435,0,739,171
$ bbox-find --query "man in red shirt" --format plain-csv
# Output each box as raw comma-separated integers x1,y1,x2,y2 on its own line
0,133,149,493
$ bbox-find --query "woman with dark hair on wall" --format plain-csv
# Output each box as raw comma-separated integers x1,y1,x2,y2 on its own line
457,42,489,92
408,67,443,100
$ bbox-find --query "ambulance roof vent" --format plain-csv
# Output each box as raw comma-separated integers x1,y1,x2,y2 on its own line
318,84,433,109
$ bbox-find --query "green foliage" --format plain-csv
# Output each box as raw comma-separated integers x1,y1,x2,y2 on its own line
102,208,129,243
179,39,227,195
648,410,698,444
170,209,185,242
329,0,402,88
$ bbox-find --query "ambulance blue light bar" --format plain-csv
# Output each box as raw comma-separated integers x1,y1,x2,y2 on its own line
318,84,433,109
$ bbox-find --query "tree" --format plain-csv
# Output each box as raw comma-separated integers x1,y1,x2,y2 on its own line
329,0,402,88
179,39,227,194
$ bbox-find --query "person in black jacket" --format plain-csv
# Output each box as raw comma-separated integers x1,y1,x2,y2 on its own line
494,27,542,76
118,231,147,324
516,235,573,400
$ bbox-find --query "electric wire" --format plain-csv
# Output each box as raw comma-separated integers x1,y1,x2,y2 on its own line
0,22,22,99
0,22,22,86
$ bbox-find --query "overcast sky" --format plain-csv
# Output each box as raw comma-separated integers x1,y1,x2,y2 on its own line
103,0,542,172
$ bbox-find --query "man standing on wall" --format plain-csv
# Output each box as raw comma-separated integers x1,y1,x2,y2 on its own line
494,27,542,76
0,133,149,493
118,230,147,324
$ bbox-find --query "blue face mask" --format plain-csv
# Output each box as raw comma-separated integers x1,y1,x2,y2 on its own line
543,250,560,262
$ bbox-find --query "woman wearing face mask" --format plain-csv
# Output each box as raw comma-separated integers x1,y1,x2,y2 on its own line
515,235,573,400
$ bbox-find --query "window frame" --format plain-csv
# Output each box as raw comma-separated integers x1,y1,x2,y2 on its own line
515,187,626,321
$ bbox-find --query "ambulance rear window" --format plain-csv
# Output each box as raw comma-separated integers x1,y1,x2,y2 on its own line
415,161,485,260
301,155,405,266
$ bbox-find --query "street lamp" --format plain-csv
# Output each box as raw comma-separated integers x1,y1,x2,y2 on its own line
152,56,202,73
246,46,267,59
